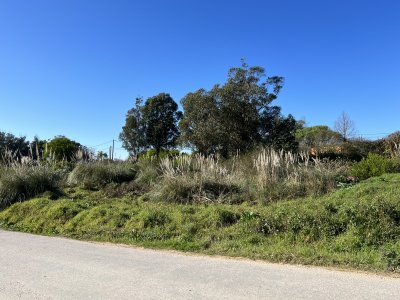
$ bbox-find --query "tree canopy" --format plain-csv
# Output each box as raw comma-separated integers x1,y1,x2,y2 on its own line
119,97,147,158
180,61,297,157
296,125,342,151
120,93,182,158
0,131,30,160
46,136,82,161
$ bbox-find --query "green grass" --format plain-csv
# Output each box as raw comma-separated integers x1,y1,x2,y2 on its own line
1,173,400,273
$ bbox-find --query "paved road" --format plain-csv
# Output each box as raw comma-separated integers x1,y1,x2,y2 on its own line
0,230,399,300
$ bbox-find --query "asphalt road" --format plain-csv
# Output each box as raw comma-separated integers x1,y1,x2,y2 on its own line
0,230,399,299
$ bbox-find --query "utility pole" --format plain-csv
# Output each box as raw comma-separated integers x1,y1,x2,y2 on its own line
112,139,115,161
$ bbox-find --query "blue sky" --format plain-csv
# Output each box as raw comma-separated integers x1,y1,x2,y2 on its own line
1,0,399,158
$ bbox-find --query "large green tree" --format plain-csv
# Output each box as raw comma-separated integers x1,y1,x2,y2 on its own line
179,89,222,155
143,93,182,157
259,106,299,151
119,97,147,158
180,61,295,156
46,136,81,161
121,93,182,158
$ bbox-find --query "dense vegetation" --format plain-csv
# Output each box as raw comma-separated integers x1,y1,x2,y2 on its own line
1,174,400,273
1,61,400,273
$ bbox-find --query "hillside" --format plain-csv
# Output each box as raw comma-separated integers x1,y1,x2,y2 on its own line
1,173,399,273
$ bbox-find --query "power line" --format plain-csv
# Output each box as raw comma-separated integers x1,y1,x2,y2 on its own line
90,140,114,148
357,133,391,136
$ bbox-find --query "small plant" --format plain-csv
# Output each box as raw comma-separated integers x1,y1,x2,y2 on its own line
383,250,400,272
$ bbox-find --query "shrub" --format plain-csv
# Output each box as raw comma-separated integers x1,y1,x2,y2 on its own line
0,165,62,208
67,162,137,189
138,149,181,161
351,153,396,180
339,139,385,161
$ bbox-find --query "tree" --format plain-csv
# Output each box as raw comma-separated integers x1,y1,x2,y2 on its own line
0,131,30,160
334,112,356,142
180,89,223,156
96,151,108,161
180,61,293,157
259,106,299,152
120,93,182,158
46,136,81,161
119,97,146,158
295,125,342,151
142,93,182,157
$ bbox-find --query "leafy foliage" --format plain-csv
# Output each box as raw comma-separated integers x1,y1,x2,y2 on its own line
46,136,82,161
296,125,342,151
142,93,182,157
138,149,181,160
341,139,385,161
0,131,30,161
259,106,299,151
180,61,296,157
351,153,397,180
120,93,182,158
119,97,147,158
179,89,222,155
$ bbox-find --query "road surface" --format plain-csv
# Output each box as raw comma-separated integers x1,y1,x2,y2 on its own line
0,229,399,299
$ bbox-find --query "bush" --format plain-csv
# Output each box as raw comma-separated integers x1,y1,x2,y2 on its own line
341,139,385,161
0,165,62,208
351,153,396,180
138,149,181,160
67,162,137,189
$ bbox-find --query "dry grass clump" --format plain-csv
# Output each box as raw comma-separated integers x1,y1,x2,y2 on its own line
156,154,243,204
67,162,137,189
0,164,63,208
154,149,350,204
253,149,350,201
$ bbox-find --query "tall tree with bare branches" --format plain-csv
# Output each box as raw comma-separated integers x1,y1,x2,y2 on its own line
334,111,356,142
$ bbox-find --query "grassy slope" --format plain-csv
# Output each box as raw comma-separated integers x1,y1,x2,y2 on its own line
1,174,400,273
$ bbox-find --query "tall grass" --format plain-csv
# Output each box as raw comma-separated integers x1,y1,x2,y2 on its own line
67,161,137,189
154,149,350,204
0,147,352,206
253,149,350,200
157,154,242,203
0,164,63,208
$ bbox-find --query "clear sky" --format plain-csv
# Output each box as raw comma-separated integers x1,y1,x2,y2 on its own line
1,0,399,158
